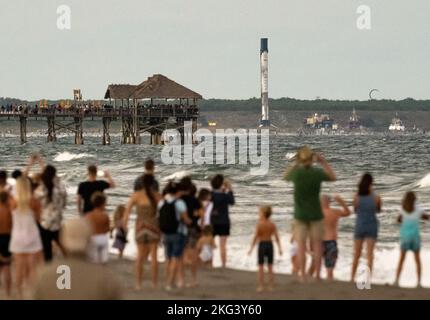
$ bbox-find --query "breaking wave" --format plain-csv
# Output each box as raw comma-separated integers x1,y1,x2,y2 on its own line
53,151,94,162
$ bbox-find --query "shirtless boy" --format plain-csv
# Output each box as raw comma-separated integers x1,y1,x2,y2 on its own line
321,195,351,280
248,206,282,292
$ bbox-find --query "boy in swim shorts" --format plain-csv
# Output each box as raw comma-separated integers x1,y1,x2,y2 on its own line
321,195,350,280
248,206,282,292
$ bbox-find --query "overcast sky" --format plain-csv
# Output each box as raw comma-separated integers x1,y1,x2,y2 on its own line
0,0,429,100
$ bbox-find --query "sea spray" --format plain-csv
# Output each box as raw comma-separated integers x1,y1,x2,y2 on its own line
53,151,94,162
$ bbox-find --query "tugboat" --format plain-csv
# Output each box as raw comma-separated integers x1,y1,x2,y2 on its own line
346,108,368,134
301,113,339,134
348,108,361,130
388,113,405,132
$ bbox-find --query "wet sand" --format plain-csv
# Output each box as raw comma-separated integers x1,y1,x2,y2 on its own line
1,256,429,300
110,258,430,300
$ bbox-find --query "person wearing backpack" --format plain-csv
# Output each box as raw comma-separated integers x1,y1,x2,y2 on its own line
158,181,192,291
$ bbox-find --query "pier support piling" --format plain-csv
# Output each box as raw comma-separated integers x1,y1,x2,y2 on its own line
102,116,111,145
19,116,27,144
47,116,56,142
121,116,135,144
74,117,84,145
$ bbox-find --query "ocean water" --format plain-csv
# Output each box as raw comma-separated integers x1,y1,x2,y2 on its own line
1,133,430,287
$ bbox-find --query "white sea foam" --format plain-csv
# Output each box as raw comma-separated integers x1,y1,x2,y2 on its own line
417,173,430,188
53,151,94,162
285,152,296,160
162,170,191,182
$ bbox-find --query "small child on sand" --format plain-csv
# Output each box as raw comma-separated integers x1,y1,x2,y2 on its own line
112,205,128,259
395,191,429,287
248,206,282,292
197,225,216,267
321,194,350,280
290,235,299,276
197,188,213,228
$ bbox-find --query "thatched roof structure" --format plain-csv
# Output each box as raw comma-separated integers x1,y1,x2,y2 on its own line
104,84,138,99
104,74,202,100
132,74,202,99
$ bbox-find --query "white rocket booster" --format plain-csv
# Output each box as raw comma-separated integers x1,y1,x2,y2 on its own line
260,38,270,127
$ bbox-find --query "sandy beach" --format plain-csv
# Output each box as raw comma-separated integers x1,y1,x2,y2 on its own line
107,257,430,300
0,254,429,300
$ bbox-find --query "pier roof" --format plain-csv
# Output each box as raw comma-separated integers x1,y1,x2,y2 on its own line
104,74,202,100
132,74,202,100
104,84,137,99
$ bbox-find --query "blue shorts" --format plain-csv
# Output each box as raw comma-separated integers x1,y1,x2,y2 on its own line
164,233,186,259
400,237,420,252
354,223,378,240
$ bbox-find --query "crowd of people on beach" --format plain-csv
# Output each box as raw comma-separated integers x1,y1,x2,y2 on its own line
0,146,428,299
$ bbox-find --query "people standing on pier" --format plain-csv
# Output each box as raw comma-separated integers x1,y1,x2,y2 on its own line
210,175,235,269
351,173,382,282
321,194,351,281
77,165,115,215
0,191,13,298
158,181,191,291
9,177,43,299
123,174,161,290
134,159,159,192
34,164,67,262
248,206,282,292
285,146,336,282
394,192,428,287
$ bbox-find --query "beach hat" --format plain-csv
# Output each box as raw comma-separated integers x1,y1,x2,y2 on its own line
60,218,92,253
296,146,313,166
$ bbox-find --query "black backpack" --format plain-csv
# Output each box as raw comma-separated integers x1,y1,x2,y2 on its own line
158,200,179,234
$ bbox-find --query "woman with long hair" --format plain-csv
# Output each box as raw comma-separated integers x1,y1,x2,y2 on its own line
351,173,382,282
123,174,161,290
35,164,67,262
9,177,43,298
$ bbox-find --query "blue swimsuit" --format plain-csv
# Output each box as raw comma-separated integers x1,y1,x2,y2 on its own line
354,194,378,240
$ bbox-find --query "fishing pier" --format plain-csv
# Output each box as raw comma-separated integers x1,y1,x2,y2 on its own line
0,74,202,145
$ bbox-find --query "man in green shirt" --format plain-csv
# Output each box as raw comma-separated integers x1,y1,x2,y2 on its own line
285,146,336,282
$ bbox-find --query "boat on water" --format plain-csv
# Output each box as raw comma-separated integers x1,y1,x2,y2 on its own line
299,113,339,135
348,108,362,130
303,113,338,129
388,113,405,132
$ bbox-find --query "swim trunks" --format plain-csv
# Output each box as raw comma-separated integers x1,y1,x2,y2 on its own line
323,240,338,268
258,241,274,265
